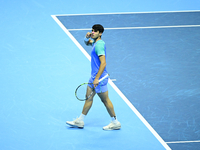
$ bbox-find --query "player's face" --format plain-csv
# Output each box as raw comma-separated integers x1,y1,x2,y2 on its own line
91,29,102,39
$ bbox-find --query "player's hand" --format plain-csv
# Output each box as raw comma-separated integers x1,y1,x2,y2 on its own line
93,78,99,88
86,32,91,38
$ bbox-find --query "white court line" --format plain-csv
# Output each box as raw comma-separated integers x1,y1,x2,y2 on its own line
166,140,200,144
54,10,200,16
51,15,91,61
51,14,172,150
110,79,117,81
67,25,200,31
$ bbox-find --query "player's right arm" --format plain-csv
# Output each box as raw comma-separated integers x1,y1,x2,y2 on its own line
84,32,93,46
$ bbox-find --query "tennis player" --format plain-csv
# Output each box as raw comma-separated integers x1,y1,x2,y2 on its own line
66,24,121,130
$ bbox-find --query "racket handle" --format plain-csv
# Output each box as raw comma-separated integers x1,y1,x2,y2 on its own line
99,74,109,82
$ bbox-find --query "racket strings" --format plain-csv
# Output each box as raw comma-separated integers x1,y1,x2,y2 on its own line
76,83,88,100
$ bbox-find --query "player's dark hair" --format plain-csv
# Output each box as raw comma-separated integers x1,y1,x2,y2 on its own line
92,24,104,33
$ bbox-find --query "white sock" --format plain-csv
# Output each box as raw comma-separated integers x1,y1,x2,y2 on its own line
79,113,86,121
111,116,118,123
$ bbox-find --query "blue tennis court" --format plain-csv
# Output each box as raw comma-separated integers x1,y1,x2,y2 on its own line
52,11,200,150
0,1,200,150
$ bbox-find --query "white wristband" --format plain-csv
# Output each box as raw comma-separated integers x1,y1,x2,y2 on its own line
84,37,90,42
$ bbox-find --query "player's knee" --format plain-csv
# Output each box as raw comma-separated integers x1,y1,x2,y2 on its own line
101,97,109,105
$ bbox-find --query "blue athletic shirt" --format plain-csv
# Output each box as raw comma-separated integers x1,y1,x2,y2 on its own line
91,40,108,78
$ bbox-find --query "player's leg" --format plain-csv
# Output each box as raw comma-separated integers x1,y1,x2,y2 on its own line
97,91,116,117
82,86,96,115
97,91,121,130
66,86,96,128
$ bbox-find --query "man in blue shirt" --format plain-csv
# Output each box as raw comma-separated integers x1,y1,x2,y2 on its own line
66,24,121,130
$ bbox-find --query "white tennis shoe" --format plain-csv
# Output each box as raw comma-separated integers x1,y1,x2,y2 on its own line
103,121,121,130
66,118,84,128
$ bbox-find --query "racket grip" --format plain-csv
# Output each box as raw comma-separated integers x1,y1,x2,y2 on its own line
99,74,109,82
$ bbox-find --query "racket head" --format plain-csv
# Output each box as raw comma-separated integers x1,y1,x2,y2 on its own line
75,83,95,101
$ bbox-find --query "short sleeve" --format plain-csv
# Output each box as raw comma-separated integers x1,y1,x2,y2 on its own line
95,41,105,56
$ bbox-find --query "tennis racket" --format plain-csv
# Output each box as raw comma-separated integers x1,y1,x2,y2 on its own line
75,74,109,101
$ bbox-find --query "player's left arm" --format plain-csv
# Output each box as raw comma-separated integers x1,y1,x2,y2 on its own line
93,55,106,87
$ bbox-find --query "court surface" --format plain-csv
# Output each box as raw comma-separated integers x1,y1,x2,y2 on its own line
52,11,200,150
1,1,200,150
